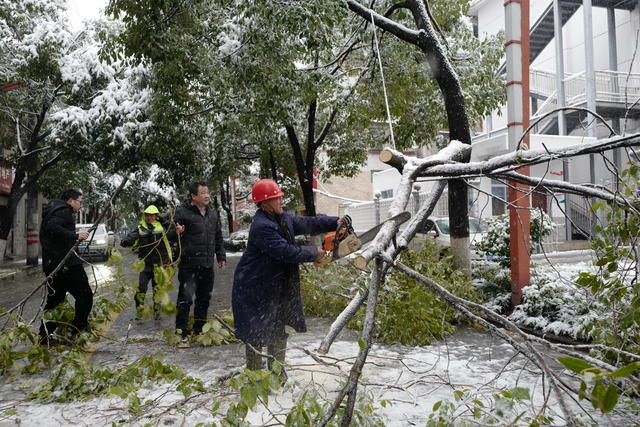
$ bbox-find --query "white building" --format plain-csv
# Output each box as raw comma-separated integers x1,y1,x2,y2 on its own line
470,0,640,242
333,1,640,240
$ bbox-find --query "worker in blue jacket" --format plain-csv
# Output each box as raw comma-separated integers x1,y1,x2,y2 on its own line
232,179,341,370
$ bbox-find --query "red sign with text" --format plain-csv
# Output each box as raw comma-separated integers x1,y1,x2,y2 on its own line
0,164,13,194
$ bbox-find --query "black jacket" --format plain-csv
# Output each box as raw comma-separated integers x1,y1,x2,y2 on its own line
40,199,81,273
121,219,176,270
174,202,226,269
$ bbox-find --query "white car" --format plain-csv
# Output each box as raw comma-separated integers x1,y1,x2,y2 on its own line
413,217,487,259
76,223,115,261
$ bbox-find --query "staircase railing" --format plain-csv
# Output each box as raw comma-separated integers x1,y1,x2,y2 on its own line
567,196,592,238
529,69,557,98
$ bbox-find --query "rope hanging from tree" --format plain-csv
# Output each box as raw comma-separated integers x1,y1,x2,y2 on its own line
370,10,396,150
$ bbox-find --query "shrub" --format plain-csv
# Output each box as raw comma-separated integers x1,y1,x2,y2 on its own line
476,210,553,267
474,260,600,339
510,265,600,339
300,239,481,346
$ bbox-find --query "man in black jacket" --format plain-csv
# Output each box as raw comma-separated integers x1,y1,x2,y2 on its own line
174,182,226,347
39,189,91,343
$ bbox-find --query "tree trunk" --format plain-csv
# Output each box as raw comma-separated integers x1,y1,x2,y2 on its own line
408,0,471,273
268,147,278,183
285,124,317,216
219,186,233,234
346,0,473,272
25,187,39,266
0,205,13,262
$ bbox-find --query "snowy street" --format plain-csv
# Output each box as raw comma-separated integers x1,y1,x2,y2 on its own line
0,253,617,426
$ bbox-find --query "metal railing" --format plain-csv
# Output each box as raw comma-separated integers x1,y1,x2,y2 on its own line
341,190,485,233
564,70,640,105
530,69,557,97
567,196,592,238
531,69,640,118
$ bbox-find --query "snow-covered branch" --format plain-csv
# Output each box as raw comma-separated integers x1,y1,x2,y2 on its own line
422,132,640,178
345,0,421,46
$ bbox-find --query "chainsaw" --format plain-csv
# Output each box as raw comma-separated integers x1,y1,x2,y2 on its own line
313,211,411,267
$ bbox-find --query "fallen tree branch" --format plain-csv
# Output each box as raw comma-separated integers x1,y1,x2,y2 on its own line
316,259,384,427
389,259,582,425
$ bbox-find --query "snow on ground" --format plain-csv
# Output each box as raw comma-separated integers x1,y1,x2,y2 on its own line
0,324,596,426
0,256,627,425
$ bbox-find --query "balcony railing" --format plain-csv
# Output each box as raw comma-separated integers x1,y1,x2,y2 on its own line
531,69,640,119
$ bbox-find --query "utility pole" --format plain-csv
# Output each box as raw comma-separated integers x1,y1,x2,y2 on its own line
504,0,531,306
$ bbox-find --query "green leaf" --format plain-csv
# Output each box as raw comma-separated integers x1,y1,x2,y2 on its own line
510,387,530,400
602,383,619,413
558,357,592,374
595,257,609,267
432,400,442,411
132,259,145,273
211,400,221,416
240,386,257,408
591,380,607,410
109,386,126,398
609,362,640,378
357,338,366,349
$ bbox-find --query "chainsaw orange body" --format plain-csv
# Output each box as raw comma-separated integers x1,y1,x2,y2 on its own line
313,212,411,267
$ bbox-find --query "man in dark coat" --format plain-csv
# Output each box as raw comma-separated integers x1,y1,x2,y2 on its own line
174,182,226,347
39,189,91,344
232,179,340,370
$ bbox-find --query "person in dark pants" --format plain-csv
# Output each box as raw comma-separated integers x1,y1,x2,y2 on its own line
174,182,226,348
232,179,340,371
38,189,91,344
121,204,175,320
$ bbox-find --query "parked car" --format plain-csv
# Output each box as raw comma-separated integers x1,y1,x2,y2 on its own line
75,223,115,261
223,230,310,252
412,217,487,260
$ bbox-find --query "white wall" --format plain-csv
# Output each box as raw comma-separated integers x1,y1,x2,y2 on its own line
473,1,640,135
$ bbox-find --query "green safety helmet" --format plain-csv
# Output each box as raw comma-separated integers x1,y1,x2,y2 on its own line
143,205,160,215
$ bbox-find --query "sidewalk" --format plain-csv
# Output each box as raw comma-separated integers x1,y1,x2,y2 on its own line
0,257,41,281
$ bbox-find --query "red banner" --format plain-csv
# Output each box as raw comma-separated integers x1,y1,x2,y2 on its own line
0,163,13,194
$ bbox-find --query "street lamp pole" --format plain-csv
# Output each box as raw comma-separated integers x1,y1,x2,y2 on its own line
230,176,238,232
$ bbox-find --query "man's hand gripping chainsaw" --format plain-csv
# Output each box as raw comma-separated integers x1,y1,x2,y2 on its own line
312,211,411,267
313,215,361,267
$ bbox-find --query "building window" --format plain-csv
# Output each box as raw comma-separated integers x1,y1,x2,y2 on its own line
380,189,393,199
491,179,506,216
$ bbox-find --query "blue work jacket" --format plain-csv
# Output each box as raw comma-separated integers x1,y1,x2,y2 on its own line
232,209,338,346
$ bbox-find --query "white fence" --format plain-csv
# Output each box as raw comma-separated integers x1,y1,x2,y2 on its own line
340,191,450,233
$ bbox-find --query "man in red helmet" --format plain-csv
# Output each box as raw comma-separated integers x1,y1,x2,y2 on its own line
232,179,340,371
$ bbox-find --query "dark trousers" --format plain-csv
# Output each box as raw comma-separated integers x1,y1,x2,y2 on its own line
176,266,214,336
39,264,93,337
246,294,288,370
136,269,158,308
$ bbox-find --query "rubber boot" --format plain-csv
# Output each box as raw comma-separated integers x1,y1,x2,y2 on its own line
267,335,288,382
245,344,264,370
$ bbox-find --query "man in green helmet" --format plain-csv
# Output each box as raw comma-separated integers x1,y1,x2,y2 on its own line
121,205,176,320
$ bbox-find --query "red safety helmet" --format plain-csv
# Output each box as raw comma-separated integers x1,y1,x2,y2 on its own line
251,179,284,203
